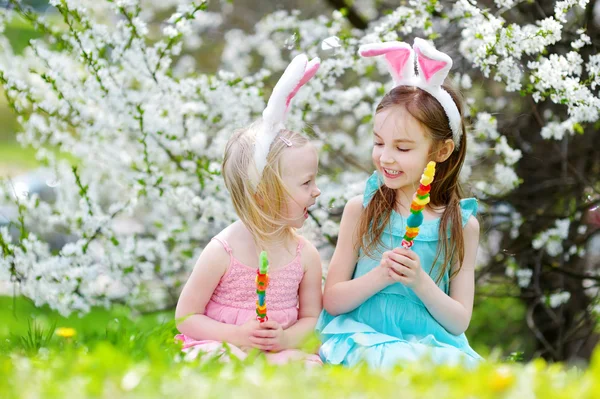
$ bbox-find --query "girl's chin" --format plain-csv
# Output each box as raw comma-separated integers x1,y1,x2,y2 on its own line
381,176,404,188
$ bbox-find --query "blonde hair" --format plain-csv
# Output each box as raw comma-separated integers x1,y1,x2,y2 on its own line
222,120,310,249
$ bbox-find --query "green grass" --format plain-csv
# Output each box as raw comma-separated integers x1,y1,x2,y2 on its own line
2,295,600,398
0,296,174,353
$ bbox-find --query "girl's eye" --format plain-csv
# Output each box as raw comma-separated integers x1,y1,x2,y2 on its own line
397,148,410,152
374,142,383,146
303,180,311,185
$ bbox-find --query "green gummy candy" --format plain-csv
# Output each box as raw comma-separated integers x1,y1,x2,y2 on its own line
259,251,269,274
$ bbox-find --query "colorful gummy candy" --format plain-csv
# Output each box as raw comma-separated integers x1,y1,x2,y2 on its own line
256,251,269,322
401,161,436,249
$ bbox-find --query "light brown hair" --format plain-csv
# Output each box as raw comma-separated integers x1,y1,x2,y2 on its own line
356,85,468,283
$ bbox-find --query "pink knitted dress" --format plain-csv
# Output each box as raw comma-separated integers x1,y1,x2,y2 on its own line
175,237,322,365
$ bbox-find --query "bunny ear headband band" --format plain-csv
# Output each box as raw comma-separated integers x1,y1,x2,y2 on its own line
248,54,320,191
358,38,462,149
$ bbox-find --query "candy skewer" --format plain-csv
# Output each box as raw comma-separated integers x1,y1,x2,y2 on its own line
256,251,269,322
401,161,436,248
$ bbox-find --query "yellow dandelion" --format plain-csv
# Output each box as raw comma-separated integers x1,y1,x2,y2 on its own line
489,366,515,392
55,327,77,338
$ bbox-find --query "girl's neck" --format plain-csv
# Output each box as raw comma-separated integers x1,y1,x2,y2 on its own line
393,185,420,215
394,186,448,219
239,221,296,251
262,232,296,249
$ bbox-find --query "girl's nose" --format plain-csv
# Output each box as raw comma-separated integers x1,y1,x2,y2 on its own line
380,149,395,165
312,187,321,198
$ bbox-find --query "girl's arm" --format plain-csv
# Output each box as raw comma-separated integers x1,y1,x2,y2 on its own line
175,239,252,347
322,196,393,316
389,216,479,335
281,240,323,349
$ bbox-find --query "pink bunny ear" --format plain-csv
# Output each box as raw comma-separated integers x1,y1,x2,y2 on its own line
413,38,452,86
286,57,320,108
358,42,415,85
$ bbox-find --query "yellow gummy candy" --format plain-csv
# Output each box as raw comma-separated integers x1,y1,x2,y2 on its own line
256,303,267,312
424,169,435,178
421,175,434,185
406,227,419,234
414,196,430,206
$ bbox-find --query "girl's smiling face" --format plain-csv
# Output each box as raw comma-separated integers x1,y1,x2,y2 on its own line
372,106,433,191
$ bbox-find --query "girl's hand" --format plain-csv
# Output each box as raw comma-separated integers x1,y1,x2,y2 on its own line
236,319,262,348
387,247,425,290
372,251,397,287
249,320,288,352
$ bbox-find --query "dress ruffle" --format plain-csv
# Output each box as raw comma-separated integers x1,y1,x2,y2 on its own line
316,294,482,369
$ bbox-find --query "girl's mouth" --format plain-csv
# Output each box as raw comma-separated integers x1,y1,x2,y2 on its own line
383,168,403,179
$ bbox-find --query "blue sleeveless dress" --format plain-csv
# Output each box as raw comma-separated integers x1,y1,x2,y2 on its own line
316,172,483,369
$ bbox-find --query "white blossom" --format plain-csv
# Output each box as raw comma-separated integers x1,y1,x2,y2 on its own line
516,268,533,288
547,291,571,308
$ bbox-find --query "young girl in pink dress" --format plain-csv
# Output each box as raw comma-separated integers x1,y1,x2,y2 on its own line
175,54,323,365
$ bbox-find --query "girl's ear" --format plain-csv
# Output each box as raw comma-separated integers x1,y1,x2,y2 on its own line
434,139,455,162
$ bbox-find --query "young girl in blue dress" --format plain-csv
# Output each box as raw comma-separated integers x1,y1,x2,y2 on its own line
316,38,483,369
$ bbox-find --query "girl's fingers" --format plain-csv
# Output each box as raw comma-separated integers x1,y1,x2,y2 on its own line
251,344,273,351
388,269,402,281
393,247,418,260
390,253,419,271
388,270,410,285
388,252,414,267
252,329,276,338
259,321,280,330
390,262,412,274
249,336,272,346
389,264,413,278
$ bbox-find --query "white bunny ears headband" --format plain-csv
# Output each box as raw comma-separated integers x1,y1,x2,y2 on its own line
359,38,462,149
249,54,320,191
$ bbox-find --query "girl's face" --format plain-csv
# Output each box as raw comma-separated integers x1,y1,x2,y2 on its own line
372,106,433,191
280,143,321,228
